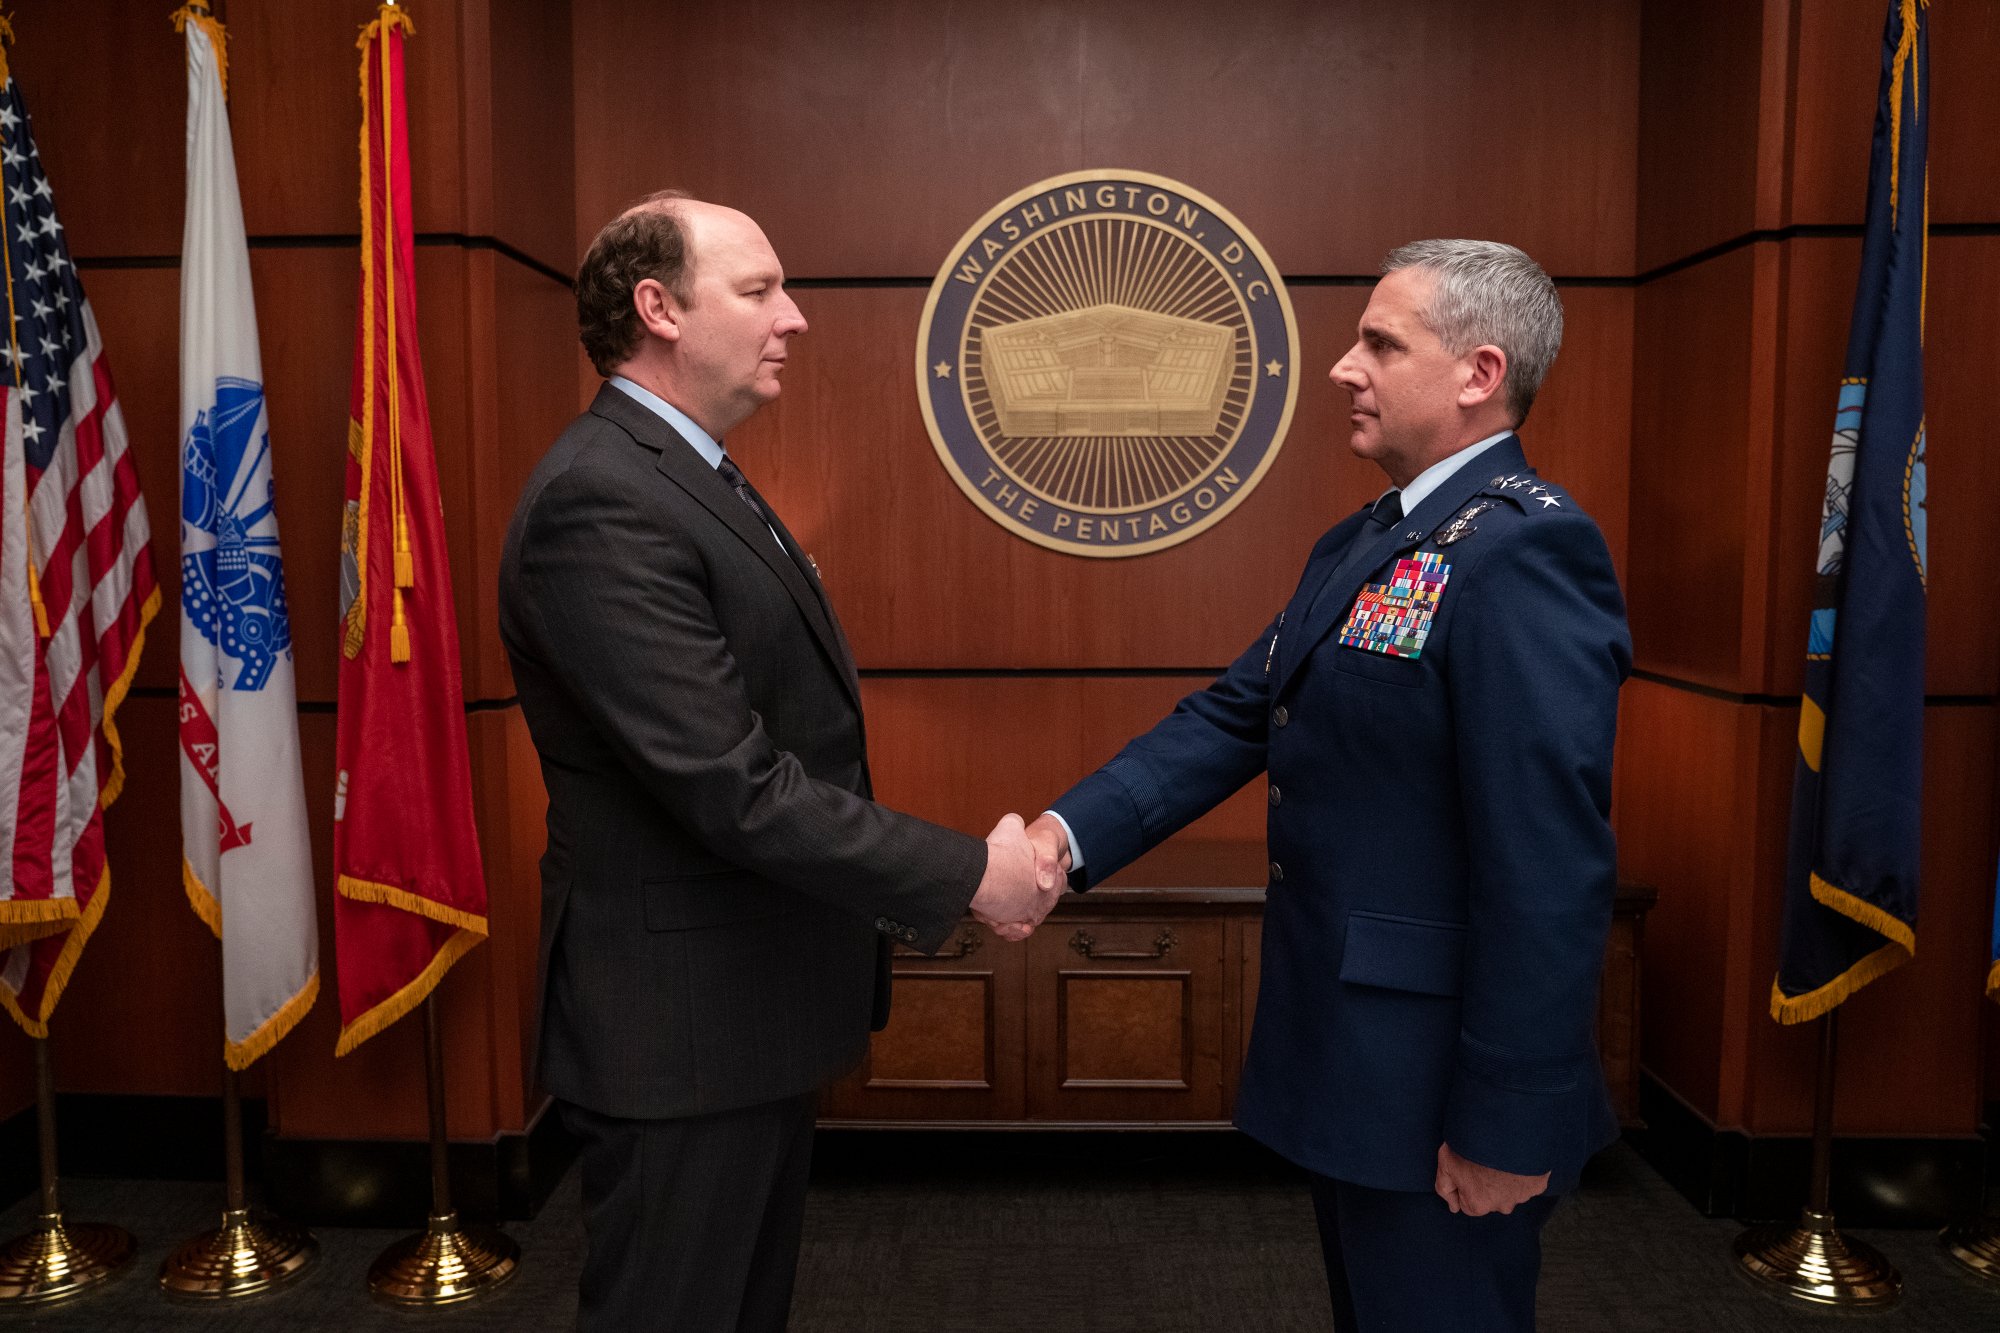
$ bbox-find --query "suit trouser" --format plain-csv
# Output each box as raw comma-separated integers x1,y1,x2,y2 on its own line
1308,1171,1559,1333
561,1091,819,1333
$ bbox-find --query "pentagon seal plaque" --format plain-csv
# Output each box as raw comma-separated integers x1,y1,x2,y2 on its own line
918,170,1299,557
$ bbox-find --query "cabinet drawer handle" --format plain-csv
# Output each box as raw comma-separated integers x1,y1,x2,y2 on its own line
894,925,985,960
1068,928,1177,960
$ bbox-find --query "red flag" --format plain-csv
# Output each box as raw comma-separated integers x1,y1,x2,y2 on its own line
332,4,486,1055
0,22,161,1037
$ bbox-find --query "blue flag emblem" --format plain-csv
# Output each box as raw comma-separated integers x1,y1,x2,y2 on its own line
181,376,292,691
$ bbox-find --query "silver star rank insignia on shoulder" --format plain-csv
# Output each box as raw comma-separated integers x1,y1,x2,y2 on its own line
1436,500,1498,547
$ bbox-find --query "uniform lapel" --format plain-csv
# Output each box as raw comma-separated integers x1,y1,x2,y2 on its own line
589,386,864,716
1273,435,1526,696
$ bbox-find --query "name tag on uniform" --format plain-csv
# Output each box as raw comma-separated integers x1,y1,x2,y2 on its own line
1339,552,1451,659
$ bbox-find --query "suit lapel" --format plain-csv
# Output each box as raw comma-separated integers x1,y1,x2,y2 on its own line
1274,435,1526,696
589,386,864,716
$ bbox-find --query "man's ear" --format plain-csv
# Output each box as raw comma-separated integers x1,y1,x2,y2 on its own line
633,278,682,345
1458,345,1507,410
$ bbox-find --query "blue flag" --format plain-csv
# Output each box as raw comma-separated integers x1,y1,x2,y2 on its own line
1987,852,1999,1002
1771,0,1928,1023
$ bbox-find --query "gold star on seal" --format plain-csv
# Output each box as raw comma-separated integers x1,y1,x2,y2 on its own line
1264,359,1284,377
933,361,953,379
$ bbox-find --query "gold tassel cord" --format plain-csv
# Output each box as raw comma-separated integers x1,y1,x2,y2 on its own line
342,5,414,659
168,3,228,102
1887,0,1925,230
0,14,14,87
378,13,413,665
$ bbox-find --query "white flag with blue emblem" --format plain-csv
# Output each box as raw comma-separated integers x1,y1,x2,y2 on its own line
177,9,318,1068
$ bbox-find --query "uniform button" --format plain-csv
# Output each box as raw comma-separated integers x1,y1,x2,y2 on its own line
902,928,918,942
874,917,889,931
1269,860,1284,883
1268,783,1282,807
1273,705,1289,728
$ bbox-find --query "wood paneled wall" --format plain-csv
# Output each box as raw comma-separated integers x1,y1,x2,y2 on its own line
5,0,1993,1159
1622,0,2000,1137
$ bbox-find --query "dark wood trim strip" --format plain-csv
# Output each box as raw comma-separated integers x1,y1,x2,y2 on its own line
1629,668,1995,709
1626,1070,1987,1225
75,232,575,290
70,222,2000,289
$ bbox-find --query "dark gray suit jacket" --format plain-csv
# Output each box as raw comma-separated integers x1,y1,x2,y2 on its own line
499,384,986,1120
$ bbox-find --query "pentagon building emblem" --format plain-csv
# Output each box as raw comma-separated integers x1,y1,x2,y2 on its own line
918,170,1299,557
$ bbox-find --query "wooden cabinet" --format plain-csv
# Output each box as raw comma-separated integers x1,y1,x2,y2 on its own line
1027,915,1228,1124
818,923,1026,1123
823,884,1655,1128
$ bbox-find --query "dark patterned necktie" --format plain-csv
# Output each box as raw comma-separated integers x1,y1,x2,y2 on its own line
714,453,769,526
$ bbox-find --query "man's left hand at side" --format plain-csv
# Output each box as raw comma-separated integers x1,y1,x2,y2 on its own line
1433,1143,1549,1216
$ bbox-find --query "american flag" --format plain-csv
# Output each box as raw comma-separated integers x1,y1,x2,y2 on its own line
0,55,160,1037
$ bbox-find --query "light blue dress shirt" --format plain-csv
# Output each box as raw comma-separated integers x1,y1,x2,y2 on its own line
609,375,784,551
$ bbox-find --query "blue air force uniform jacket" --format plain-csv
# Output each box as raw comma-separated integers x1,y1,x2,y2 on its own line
1051,436,1632,1194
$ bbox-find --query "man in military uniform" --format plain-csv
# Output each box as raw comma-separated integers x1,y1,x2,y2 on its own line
1030,239,1631,1331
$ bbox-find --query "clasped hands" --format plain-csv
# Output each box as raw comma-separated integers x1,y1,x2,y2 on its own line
969,812,1073,941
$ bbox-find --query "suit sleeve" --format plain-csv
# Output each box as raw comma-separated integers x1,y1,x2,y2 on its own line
515,465,986,952
1441,512,1631,1176
1050,617,1278,888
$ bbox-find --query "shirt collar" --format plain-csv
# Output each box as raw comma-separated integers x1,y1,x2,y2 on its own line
609,375,726,469
1386,430,1513,518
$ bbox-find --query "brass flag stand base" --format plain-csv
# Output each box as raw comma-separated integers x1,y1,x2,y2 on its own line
1734,1014,1901,1308
1940,1220,2000,1281
366,995,519,1306
158,1208,315,1299
0,1215,135,1304
160,1005,317,1298
1736,1210,1901,1305
0,1038,134,1305
367,1210,518,1305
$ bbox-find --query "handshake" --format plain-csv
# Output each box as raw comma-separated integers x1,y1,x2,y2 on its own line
968,813,1072,941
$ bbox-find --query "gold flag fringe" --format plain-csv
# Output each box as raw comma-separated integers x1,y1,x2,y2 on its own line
182,858,223,939
226,969,319,1070
333,925,480,1058
97,586,160,809
0,866,112,1038
1768,873,1916,1025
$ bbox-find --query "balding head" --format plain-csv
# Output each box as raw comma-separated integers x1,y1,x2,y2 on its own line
578,193,807,438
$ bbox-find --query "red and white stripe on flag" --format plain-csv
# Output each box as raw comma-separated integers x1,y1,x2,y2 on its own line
0,51,161,1032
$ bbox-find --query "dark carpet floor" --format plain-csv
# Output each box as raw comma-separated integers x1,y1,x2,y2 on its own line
1,1136,1995,1330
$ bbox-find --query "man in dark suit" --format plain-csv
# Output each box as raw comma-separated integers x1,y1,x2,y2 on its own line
1030,240,1631,1331
499,193,1058,1333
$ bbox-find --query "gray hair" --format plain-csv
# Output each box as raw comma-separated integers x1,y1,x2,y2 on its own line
1380,239,1563,423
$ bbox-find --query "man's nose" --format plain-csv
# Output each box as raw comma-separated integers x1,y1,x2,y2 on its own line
776,293,808,337
1329,348,1363,390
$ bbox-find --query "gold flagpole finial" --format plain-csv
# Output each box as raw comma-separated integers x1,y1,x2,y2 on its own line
359,2,414,51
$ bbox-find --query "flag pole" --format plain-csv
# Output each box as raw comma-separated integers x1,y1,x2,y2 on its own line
0,1037,134,1303
1732,1012,1902,1305
364,993,518,1304
156,994,317,1296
